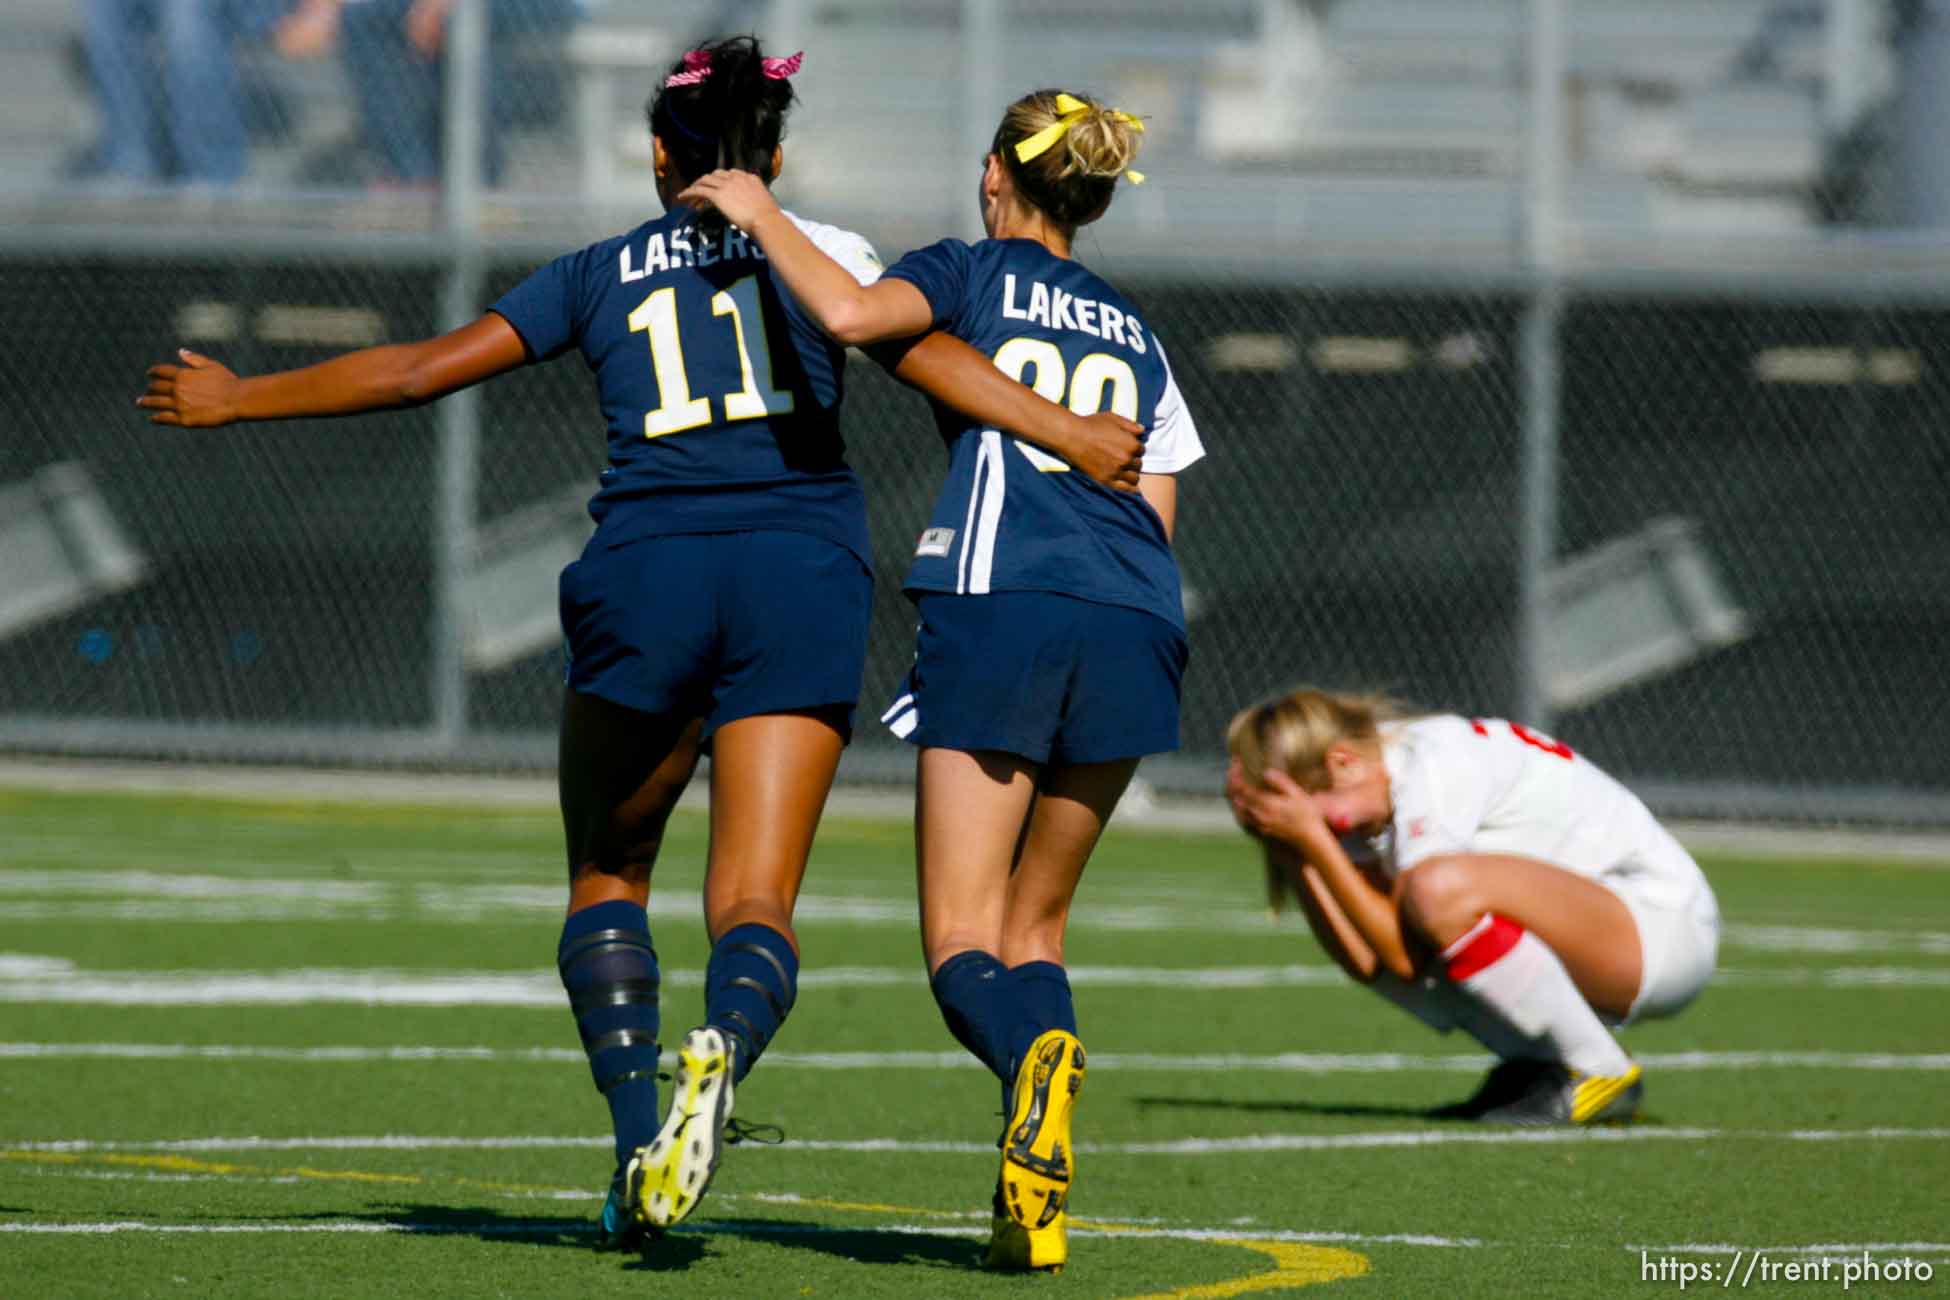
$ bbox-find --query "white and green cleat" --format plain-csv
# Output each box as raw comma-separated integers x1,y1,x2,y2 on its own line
632,1026,736,1228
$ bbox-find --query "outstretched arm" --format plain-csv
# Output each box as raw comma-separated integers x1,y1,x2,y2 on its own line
885,334,1142,492
137,315,530,427
679,170,933,346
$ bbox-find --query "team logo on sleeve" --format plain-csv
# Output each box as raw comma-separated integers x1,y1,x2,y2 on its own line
915,527,956,558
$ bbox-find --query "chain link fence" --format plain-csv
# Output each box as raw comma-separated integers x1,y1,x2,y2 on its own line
1,1,1946,822
4,252,1945,817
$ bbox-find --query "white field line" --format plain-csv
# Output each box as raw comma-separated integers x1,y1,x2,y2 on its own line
0,1220,583,1237
13,755,1950,863
8,1167,277,1185
6,868,1950,951
0,1166,1476,1247
1724,924,1950,956
0,1217,1479,1248
12,1127,1950,1157
0,875,1272,933
5,1217,1946,1261
0,871,384,902
2,959,1947,1008
6,1042,1950,1074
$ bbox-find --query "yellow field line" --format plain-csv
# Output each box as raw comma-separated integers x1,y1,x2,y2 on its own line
2,1150,1371,1293
1117,1239,1370,1298
1,1147,552,1195
776,1192,1370,1295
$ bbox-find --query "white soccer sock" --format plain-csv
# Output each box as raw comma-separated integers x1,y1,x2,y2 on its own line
1439,914,1633,1077
1370,968,1538,1062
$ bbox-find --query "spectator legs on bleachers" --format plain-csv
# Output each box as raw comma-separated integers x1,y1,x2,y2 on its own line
78,0,252,186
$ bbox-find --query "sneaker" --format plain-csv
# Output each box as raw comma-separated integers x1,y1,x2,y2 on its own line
984,1181,1067,1272
634,1026,736,1227
1474,1061,1643,1126
593,1165,649,1251
1429,1058,1555,1120
1000,1029,1086,1230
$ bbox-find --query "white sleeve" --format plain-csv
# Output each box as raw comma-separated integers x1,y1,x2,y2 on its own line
1141,340,1205,474
785,212,883,287
1391,738,1494,871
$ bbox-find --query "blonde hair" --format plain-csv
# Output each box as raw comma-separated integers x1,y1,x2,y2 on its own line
1225,687,1408,792
993,89,1144,227
1226,686,1409,916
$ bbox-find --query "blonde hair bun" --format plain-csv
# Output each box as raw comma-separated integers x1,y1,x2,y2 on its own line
995,89,1145,227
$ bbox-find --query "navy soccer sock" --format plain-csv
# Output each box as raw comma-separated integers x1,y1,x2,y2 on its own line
930,948,1033,1084
1010,959,1078,1049
705,922,799,1085
556,899,662,1169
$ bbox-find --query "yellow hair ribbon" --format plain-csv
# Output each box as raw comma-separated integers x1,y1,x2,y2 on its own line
1013,92,1146,183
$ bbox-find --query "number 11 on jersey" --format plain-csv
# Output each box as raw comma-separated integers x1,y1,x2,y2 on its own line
628,275,796,439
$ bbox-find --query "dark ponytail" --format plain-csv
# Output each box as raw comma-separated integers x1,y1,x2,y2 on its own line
647,35,797,187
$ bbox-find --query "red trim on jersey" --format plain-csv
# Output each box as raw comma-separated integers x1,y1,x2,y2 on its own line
1441,914,1524,981
1469,719,1489,737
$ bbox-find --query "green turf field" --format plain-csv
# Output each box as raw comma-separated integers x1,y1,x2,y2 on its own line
1,784,1945,1298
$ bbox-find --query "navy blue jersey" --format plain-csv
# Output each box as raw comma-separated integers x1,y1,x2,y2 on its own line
492,207,884,567
882,237,1204,630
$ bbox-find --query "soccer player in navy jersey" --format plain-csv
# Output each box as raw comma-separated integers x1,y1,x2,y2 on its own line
683,88,1204,1272
137,41,1150,1250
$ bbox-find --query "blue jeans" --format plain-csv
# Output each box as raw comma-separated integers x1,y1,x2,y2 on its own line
80,0,252,183
339,0,574,185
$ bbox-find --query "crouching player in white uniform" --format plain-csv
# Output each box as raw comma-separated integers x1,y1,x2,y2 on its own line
1225,688,1720,1124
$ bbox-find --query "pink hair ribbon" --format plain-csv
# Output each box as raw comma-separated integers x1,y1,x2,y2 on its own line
663,49,711,88
761,51,804,80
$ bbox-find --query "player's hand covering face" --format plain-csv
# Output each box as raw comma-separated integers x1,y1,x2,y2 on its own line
1229,762,1337,848
1225,760,1263,838
678,169,784,234
138,349,241,428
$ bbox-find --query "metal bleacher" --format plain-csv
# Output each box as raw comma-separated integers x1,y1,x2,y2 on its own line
703,0,1844,252
0,0,1873,252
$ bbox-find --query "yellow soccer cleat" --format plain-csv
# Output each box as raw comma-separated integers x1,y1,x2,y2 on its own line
1475,1060,1644,1126
632,1026,735,1228
1569,1063,1644,1124
985,1205,1069,1273
1000,1029,1086,1230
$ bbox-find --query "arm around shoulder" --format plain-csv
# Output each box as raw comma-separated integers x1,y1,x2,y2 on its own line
677,171,936,345
886,334,1143,491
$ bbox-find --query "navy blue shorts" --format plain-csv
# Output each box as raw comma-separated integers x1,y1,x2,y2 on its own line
881,591,1186,765
560,530,873,742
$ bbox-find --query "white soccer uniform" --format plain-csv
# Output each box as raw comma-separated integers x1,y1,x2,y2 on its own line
1360,714,1719,1022
784,210,884,287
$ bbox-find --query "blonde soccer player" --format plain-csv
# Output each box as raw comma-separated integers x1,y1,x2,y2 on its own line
1226,688,1720,1124
681,90,1202,1270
